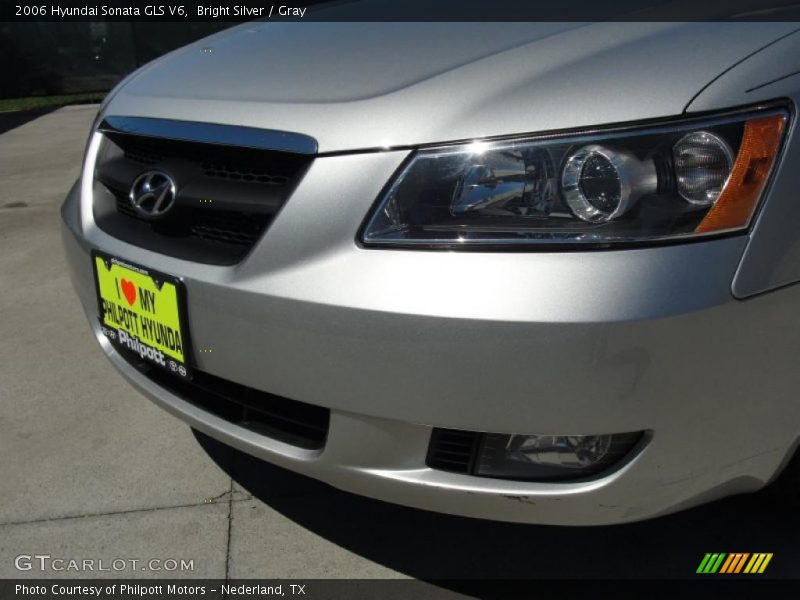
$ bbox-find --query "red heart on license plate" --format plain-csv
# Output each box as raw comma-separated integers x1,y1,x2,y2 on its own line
120,279,136,306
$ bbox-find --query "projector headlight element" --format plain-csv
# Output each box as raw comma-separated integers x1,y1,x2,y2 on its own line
561,145,657,223
362,107,786,248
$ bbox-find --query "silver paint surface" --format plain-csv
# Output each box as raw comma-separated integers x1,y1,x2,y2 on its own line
61,22,800,523
109,22,796,152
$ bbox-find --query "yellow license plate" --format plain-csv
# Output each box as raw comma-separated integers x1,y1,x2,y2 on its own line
92,251,191,379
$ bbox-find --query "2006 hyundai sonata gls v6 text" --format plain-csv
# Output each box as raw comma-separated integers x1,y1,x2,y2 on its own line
61,19,800,525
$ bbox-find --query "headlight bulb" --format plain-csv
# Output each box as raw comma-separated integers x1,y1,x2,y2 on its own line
561,145,657,223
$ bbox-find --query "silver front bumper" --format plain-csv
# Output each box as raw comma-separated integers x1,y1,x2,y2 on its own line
61,146,800,525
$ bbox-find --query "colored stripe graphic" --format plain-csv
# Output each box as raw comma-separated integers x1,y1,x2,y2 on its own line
698,553,773,574
697,554,713,573
718,554,735,574
744,553,773,574
734,553,750,573
710,554,726,573
697,553,727,573
720,553,749,573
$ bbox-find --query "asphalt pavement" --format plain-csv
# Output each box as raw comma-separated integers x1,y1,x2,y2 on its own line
0,106,798,586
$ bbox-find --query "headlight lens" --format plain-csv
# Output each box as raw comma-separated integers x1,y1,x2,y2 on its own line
362,108,786,248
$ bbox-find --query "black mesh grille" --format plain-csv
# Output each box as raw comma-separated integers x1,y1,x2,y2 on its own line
202,161,291,186
124,146,166,166
94,131,312,265
114,196,265,247
426,428,482,474
119,348,329,450
189,215,265,246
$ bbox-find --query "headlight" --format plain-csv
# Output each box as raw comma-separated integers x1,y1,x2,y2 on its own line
361,107,787,248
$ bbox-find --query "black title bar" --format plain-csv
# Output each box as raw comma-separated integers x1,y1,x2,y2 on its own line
3,579,800,599
3,0,800,22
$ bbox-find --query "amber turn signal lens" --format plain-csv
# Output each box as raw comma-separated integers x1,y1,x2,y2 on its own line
695,114,786,233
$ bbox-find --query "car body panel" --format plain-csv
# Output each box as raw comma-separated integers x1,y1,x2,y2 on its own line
108,22,797,153
61,22,800,524
63,158,755,432
63,206,800,524
685,30,800,297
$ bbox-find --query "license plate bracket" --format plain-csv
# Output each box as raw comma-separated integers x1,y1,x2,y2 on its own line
92,250,192,379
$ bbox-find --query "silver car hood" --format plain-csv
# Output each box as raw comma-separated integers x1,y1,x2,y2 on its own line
107,22,796,152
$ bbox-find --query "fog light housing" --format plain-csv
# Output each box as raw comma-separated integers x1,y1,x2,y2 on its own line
427,428,645,482
475,431,644,481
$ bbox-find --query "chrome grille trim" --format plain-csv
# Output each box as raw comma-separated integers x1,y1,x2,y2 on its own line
99,116,318,155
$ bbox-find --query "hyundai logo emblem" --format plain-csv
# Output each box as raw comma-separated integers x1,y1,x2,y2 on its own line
129,170,177,219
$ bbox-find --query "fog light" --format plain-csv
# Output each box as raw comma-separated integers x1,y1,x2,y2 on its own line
475,431,643,481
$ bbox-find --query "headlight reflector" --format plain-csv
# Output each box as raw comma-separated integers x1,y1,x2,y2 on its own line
362,108,786,248
673,131,734,206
